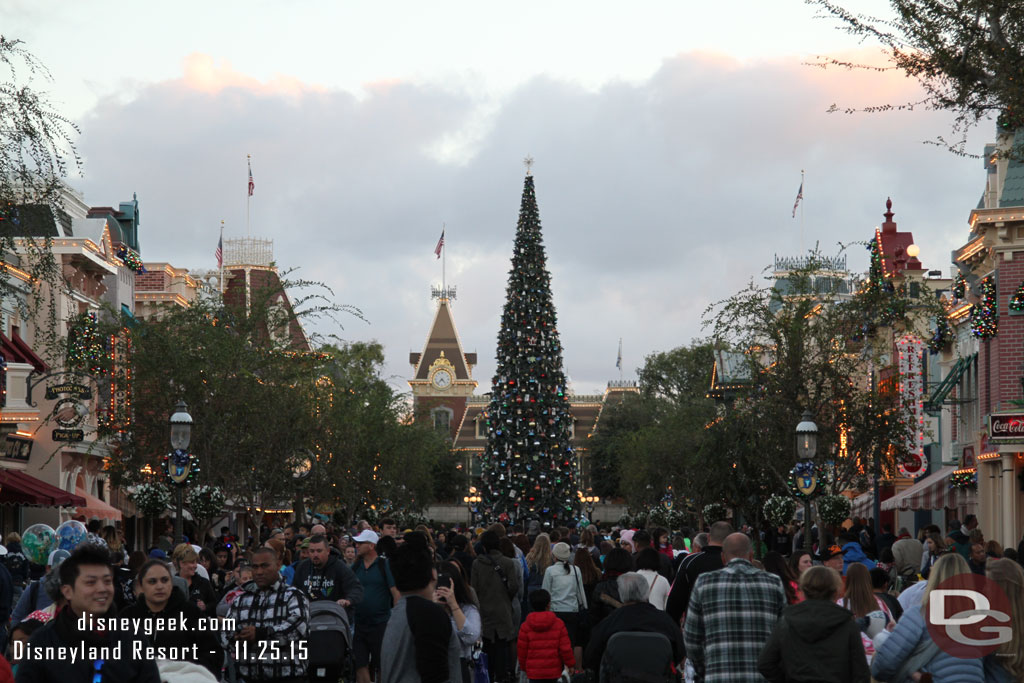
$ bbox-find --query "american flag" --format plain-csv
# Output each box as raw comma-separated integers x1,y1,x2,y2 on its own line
792,180,803,218
434,229,445,259
215,234,223,268
248,158,255,197
616,338,622,370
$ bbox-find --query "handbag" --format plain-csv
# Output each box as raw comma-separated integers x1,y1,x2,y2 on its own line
473,646,491,683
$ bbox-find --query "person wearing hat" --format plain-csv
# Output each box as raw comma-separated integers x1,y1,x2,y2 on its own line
351,530,400,683
818,545,845,574
542,542,589,667
10,549,70,629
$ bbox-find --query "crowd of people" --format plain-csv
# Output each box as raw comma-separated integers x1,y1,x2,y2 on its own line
0,514,1015,682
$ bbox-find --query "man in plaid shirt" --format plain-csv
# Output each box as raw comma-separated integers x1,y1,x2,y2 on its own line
223,546,310,682
683,533,785,683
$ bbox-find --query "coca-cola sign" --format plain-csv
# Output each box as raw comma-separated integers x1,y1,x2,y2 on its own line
989,414,1024,440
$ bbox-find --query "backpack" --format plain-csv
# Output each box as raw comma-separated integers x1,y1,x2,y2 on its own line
3,553,28,587
599,631,675,683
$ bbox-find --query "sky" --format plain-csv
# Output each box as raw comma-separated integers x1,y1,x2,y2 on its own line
3,1,991,395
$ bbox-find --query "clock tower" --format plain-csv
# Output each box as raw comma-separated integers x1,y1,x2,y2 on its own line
409,293,477,440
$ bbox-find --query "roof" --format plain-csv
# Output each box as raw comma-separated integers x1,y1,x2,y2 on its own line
999,129,1024,207
410,299,475,381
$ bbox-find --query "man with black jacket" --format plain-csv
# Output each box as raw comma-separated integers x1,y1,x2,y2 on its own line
14,544,160,682
293,534,364,614
665,521,731,624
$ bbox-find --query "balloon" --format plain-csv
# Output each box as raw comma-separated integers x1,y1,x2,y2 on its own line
21,524,56,565
55,520,87,552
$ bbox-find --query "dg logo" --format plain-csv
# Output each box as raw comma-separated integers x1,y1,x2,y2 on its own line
926,572,1013,658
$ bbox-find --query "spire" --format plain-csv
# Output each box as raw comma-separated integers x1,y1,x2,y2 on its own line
409,297,476,381
882,197,897,233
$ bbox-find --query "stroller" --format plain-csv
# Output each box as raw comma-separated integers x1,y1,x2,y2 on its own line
307,599,353,682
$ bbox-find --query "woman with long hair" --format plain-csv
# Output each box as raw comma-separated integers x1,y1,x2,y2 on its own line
589,547,632,627
635,548,671,610
120,559,221,677
838,563,891,660
985,558,1024,682
762,551,801,604
525,533,554,597
435,561,482,683
788,550,813,578
872,553,984,682
541,542,588,669
920,532,947,577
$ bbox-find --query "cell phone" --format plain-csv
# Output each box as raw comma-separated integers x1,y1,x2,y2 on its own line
437,575,452,589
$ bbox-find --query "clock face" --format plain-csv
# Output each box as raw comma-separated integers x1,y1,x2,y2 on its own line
432,369,453,389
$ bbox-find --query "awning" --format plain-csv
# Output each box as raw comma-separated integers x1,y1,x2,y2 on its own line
851,491,874,519
74,487,122,522
925,354,974,414
881,466,957,511
0,332,48,374
0,469,86,507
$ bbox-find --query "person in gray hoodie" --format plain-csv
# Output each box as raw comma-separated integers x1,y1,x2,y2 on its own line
758,565,871,683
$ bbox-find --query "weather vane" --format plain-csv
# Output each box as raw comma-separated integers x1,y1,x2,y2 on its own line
523,155,534,176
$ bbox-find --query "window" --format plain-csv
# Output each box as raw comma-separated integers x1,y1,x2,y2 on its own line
476,417,487,439
432,407,453,435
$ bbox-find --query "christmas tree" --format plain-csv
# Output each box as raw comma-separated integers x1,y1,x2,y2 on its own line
480,171,575,523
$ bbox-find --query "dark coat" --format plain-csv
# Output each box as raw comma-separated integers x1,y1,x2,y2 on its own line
14,605,161,683
588,577,623,626
517,610,574,679
120,586,222,676
583,601,684,672
665,545,723,623
183,573,218,616
757,599,870,683
470,550,521,641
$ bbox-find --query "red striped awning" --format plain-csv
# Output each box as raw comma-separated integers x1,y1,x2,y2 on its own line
851,491,874,519
0,468,86,507
881,466,957,511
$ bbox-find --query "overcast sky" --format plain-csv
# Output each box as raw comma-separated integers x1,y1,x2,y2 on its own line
4,1,989,395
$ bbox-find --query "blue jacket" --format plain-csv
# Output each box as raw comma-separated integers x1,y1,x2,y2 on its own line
841,542,874,576
871,608,984,682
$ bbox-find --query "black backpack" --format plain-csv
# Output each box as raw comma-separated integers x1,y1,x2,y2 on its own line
3,553,28,587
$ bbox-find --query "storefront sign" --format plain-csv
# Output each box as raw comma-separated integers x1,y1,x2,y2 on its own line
4,436,32,461
989,414,1024,442
52,428,84,442
44,383,92,400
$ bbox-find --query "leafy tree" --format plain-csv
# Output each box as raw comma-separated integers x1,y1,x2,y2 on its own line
809,0,1024,153
0,37,79,359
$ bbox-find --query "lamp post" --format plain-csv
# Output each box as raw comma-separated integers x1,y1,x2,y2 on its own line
577,490,598,520
795,411,818,554
463,487,481,525
169,400,193,546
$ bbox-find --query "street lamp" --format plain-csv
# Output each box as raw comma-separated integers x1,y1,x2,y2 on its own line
463,487,481,524
795,411,818,553
577,490,599,519
169,400,193,545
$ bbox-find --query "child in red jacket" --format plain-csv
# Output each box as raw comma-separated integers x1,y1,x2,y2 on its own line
518,589,575,683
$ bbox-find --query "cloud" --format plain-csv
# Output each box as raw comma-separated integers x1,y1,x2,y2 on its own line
74,50,985,395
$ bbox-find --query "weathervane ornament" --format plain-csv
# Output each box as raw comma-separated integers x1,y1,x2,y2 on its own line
523,155,534,176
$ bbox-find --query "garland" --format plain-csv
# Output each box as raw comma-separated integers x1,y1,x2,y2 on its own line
928,314,952,354
1011,281,1024,313
66,312,105,374
763,495,797,526
817,494,852,526
162,450,200,486
116,246,146,274
970,275,997,339
949,470,977,491
953,273,966,300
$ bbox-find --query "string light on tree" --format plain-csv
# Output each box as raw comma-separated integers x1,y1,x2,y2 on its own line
480,163,575,523
1010,280,1024,313
66,312,105,374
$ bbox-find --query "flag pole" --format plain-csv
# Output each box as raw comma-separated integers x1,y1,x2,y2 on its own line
219,220,225,296
246,155,251,237
442,222,446,295
800,169,805,255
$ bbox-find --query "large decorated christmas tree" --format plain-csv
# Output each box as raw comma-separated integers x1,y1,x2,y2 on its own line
480,171,575,523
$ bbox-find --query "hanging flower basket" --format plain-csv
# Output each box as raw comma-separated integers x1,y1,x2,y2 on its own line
187,484,226,521
817,495,852,527
763,495,797,526
129,482,172,518
702,502,727,523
